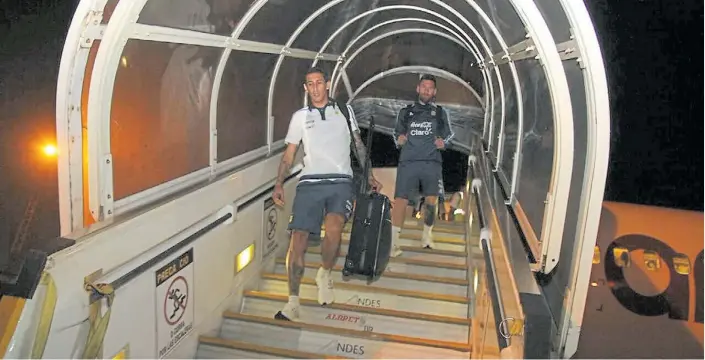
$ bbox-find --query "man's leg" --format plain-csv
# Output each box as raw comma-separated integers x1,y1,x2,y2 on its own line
421,195,438,248
391,163,412,257
316,213,344,305
316,181,354,305
419,162,444,249
275,185,323,320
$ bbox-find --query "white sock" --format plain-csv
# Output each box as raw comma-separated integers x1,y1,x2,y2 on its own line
423,224,433,238
317,267,332,278
392,226,401,245
288,295,300,306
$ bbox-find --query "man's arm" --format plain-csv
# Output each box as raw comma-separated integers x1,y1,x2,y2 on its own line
276,111,303,187
440,107,455,145
346,105,374,179
276,143,298,186
392,107,408,147
352,130,370,172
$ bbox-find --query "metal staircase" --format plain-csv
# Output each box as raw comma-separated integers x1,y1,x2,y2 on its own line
196,218,480,359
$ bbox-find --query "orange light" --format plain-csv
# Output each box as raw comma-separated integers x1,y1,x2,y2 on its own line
42,144,57,157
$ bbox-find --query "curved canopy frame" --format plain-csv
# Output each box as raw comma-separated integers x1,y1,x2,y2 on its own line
350,65,484,106
312,16,494,112
55,1,610,356
331,28,483,102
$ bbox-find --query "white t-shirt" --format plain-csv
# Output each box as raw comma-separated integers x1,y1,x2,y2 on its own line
285,103,360,179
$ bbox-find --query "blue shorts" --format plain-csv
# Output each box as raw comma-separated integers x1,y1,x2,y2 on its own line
288,175,355,235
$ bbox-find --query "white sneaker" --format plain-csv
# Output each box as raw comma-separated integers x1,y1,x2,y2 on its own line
422,225,435,249
274,301,300,321
391,245,403,257
421,237,435,249
315,267,335,305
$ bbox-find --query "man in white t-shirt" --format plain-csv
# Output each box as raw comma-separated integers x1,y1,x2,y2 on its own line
271,67,381,322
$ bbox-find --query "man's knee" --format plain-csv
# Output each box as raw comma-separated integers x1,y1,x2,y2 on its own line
289,230,309,253
424,195,438,205
323,214,345,240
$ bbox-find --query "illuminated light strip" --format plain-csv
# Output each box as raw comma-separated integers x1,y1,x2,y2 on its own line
236,243,255,273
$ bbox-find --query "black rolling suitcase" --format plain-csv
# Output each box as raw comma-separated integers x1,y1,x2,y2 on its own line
341,115,392,283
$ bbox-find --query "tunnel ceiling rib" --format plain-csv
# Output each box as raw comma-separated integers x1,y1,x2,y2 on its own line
350,65,480,103
322,2,496,93
306,9,494,127
262,2,494,147
305,5,490,106
56,0,111,233
330,28,483,105
325,17,488,104
511,1,574,274
555,1,611,355
306,5,488,88
85,0,155,221
127,23,338,61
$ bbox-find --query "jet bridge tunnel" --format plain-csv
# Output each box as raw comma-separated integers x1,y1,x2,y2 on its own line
0,0,610,358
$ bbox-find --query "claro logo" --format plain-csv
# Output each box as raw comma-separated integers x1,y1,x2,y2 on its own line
498,317,524,339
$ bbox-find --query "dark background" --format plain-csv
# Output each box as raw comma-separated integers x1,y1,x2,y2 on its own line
0,0,702,258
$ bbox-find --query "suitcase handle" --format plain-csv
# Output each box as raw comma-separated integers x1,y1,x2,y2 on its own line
359,116,376,194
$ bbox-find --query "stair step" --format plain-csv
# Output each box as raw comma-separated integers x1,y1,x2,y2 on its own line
198,336,346,359
338,223,465,236
340,235,465,253
272,263,468,297
259,273,468,318
308,244,469,266
407,218,466,229
241,291,469,343
220,312,470,358
338,230,467,246
302,251,467,279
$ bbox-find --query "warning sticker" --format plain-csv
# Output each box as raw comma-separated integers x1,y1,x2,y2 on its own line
155,248,194,358
261,197,279,262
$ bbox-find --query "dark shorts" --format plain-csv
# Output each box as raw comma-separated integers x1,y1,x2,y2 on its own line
288,176,355,235
394,161,443,200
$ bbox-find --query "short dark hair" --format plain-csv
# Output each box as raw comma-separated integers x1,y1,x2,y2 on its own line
419,74,437,86
305,67,328,82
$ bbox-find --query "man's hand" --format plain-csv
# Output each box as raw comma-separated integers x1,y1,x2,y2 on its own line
272,183,285,207
368,176,383,192
397,134,408,146
434,137,445,149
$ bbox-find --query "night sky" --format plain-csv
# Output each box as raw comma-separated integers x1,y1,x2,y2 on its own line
0,1,702,263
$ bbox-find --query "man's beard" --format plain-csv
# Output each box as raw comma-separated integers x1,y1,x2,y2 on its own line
418,94,433,103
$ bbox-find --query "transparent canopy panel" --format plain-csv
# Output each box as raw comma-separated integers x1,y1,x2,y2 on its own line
216,50,274,161
110,40,217,200
137,0,251,35
515,58,555,242
238,0,331,44
498,63,519,182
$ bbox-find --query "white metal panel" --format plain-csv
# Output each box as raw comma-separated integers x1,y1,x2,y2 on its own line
21,155,300,358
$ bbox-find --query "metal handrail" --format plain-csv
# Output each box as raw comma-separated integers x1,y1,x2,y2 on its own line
468,154,510,351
